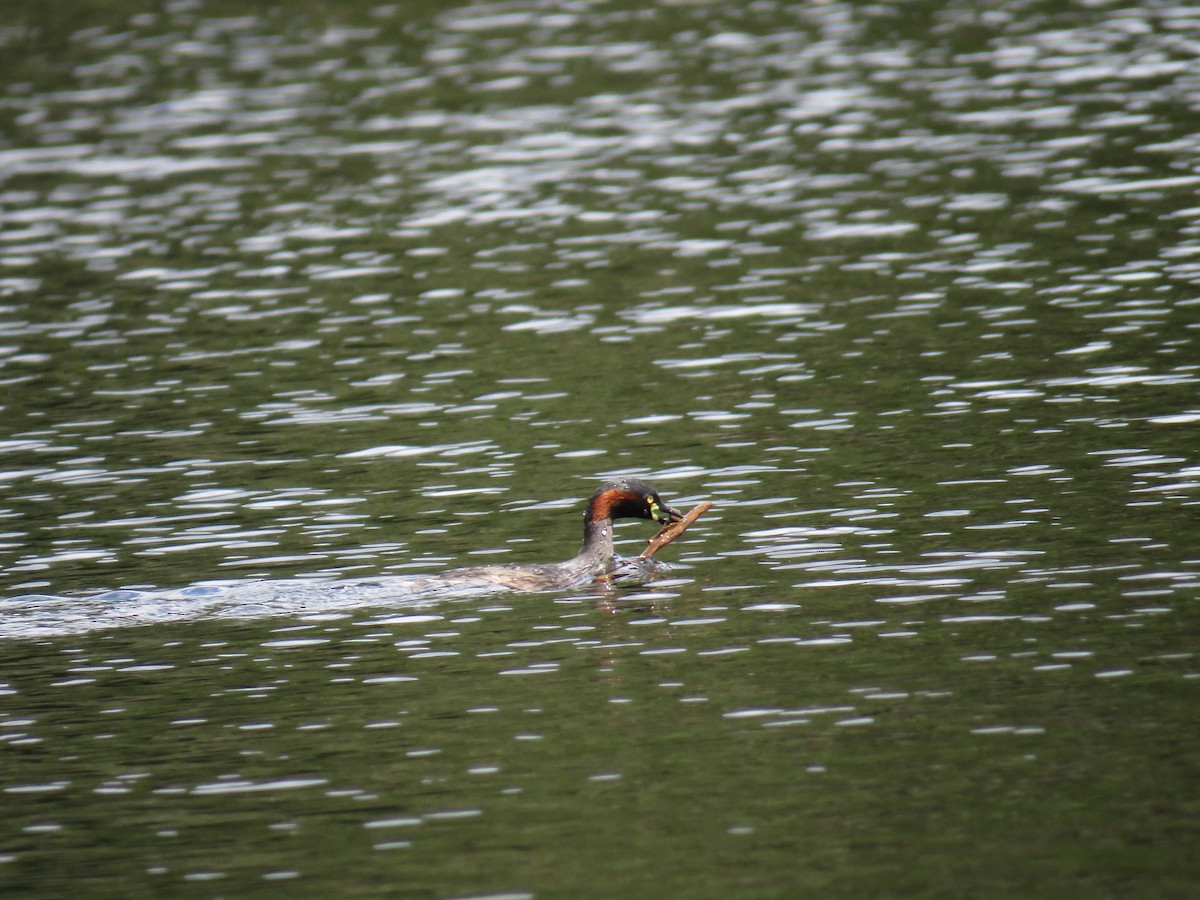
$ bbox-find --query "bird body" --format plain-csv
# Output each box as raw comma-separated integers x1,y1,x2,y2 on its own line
436,479,683,591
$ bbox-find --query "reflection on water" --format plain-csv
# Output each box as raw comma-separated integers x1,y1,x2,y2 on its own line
1,0,1198,895
2,578,497,638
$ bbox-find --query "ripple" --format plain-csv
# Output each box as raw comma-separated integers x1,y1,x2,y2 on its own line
0,3,1197,892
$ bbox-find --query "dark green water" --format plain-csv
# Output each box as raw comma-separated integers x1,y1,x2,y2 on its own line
2,0,1198,895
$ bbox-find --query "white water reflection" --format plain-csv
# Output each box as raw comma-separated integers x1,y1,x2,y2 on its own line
0,578,478,639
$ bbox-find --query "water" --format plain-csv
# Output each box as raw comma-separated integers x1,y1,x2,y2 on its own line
2,0,1199,895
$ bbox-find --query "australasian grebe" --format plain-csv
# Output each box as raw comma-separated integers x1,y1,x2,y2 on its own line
438,479,684,592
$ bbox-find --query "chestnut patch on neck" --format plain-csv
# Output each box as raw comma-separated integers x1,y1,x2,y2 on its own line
588,488,645,523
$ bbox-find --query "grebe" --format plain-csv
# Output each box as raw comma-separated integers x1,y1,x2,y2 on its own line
438,479,684,592
0,480,704,636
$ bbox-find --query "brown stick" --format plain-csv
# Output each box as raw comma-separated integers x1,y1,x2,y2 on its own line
637,501,713,559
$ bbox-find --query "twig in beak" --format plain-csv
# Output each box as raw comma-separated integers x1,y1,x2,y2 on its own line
637,501,713,559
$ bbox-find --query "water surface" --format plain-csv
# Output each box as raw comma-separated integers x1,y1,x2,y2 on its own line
1,0,1198,895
